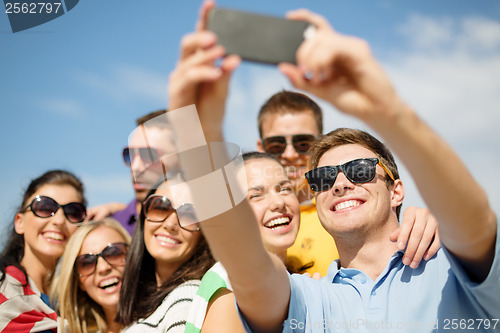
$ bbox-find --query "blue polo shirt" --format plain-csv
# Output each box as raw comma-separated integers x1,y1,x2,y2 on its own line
283,223,499,332
239,222,500,332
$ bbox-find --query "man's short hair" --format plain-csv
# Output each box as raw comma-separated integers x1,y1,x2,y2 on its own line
310,128,402,218
136,109,169,128
134,109,174,147
257,91,323,138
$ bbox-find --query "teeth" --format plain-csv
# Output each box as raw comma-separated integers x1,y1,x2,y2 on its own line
156,235,179,244
99,277,119,289
334,200,362,211
265,217,290,229
44,232,64,241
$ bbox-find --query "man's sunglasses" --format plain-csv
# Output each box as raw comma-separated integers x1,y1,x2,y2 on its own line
22,195,87,224
74,242,128,277
262,134,317,156
122,147,162,167
305,158,396,192
142,194,200,232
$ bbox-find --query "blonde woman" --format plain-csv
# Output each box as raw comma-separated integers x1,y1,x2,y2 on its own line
51,218,131,333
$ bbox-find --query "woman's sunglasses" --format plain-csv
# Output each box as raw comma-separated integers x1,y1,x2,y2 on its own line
142,194,200,232
74,242,128,277
22,195,87,224
122,147,163,167
262,134,316,156
305,158,396,192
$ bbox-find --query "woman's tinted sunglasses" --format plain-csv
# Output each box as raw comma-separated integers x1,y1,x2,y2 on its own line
305,158,395,192
74,242,128,277
142,194,200,232
22,195,87,224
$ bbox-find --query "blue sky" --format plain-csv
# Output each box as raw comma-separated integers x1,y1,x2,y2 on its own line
1,0,500,244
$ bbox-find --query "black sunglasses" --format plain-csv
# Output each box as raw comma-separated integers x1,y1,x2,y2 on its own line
142,194,200,232
305,158,396,192
262,134,317,156
22,195,87,224
122,147,162,167
74,242,128,277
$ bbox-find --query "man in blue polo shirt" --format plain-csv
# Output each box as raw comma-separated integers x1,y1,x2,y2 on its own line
165,2,499,332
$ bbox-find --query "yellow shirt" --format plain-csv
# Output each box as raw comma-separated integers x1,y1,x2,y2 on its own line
287,200,339,276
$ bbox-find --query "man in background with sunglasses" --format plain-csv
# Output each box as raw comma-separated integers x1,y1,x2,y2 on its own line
256,91,338,276
88,110,180,235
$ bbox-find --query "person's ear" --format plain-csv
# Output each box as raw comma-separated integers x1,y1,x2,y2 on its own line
390,179,405,209
78,278,87,291
257,138,264,152
14,213,25,235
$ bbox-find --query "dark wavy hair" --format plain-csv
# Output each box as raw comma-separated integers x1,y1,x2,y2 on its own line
0,170,86,286
117,179,215,326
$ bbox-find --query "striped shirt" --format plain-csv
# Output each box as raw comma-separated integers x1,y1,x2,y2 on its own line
0,266,57,333
185,262,232,333
123,280,201,333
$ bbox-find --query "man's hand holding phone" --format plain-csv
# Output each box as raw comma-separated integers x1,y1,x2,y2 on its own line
279,9,404,125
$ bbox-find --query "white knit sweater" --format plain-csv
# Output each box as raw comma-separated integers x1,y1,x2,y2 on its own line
122,280,201,333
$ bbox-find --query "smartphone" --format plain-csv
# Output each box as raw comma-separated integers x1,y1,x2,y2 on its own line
207,7,315,65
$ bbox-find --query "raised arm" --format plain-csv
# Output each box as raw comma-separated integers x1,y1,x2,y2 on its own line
166,2,290,331
279,9,497,281
168,0,239,142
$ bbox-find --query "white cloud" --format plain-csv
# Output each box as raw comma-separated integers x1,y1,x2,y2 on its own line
397,14,454,51
385,14,500,213
459,17,500,52
387,14,500,143
398,13,500,55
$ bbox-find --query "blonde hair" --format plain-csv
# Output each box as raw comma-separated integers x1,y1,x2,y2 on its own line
50,218,131,333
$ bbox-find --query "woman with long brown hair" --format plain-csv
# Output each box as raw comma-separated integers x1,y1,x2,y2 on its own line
0,170,87,332
116,177,215,333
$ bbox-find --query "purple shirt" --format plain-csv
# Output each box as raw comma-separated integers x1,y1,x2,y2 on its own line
111,199,138,235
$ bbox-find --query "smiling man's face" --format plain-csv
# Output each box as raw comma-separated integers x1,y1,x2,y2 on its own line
258,110,320,203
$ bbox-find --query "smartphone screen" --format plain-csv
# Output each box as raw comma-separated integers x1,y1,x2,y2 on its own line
208,8,314,65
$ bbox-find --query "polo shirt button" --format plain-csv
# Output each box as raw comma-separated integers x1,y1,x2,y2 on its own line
371,290,376,296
